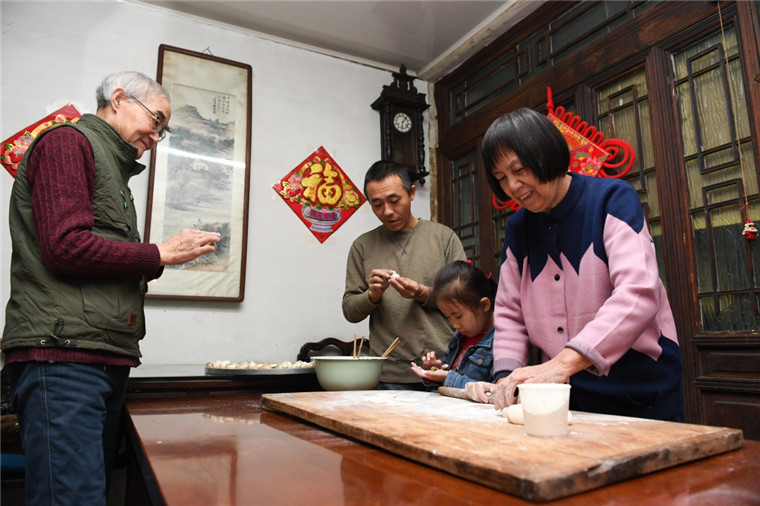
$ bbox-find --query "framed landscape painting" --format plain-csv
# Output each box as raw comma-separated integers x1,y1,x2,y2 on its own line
144,44,251,302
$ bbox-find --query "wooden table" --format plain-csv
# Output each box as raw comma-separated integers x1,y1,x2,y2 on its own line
124,374,760,505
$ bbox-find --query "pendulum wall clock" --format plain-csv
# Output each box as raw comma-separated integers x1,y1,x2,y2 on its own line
371,65,430,185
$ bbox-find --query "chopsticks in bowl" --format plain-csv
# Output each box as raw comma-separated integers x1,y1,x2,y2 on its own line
381,337,400,358
352,334,365,358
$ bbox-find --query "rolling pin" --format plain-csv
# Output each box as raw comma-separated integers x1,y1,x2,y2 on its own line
438,386,494,404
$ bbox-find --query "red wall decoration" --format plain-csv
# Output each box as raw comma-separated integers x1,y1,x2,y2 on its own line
1,104,81,178
273,146,366,243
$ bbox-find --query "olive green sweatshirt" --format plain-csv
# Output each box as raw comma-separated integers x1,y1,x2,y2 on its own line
342,219,466,383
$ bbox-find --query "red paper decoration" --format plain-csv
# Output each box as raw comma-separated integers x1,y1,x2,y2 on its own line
1,104,81,178
273,146,366,243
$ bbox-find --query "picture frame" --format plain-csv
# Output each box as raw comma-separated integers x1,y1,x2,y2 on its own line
145,45,252,302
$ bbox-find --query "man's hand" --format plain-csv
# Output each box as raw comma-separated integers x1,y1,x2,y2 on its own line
389,275,428,303
367,269,395,303
158,229,221,266
367,269,429,304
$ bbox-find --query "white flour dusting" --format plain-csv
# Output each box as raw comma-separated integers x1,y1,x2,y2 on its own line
305,390,504,422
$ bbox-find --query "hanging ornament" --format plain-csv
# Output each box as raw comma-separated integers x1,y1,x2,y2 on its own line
717,4,754,245
742,220,757,241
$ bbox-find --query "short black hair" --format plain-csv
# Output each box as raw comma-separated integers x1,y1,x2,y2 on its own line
432,261,497,312
481,108,570,201
364,160,413,197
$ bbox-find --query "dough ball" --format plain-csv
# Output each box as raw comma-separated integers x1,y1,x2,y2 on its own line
389,270,400,279
503,404,524,425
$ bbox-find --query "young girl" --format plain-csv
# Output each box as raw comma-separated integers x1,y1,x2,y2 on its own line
410,260,497,388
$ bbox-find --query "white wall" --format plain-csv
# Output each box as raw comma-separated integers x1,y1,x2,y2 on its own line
0,1,433,365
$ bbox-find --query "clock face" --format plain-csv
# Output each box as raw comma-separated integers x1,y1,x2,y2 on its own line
393,112,412,133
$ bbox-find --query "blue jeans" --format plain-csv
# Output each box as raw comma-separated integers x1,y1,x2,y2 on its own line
8,361,130,506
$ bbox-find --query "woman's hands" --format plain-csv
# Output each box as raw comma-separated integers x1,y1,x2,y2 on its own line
466,348,591,409
465,381,499,404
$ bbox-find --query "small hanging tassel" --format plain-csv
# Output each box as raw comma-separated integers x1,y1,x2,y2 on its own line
742,220,758,240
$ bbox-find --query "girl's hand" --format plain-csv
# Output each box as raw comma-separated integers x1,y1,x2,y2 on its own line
421,351,443,370
410,362,449,382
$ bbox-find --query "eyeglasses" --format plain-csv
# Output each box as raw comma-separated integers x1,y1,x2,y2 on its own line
128,95,170,141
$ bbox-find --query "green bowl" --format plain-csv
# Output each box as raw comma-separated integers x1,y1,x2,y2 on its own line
311,356,387,391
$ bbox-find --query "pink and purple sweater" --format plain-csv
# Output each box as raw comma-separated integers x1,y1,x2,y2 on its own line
494,173,683,420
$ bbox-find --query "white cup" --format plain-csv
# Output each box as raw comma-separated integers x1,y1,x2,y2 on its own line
518,383,571,437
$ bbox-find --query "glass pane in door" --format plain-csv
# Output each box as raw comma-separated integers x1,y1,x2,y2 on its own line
672,25,759,331
450,150,480,263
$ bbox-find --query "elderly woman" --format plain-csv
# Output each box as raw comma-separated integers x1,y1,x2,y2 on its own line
3,71,220,505
465,108,683,421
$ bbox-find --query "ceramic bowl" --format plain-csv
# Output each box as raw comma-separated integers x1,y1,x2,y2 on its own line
311,356,386,391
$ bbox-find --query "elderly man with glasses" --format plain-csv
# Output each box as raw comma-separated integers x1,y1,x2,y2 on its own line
2,71,221,505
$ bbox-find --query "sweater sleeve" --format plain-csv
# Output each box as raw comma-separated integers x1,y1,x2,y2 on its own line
492,243,531,376
341,239,378,323
565,187,666,375
26,127,162,278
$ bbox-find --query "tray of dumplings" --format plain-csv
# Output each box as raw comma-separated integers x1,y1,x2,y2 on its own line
205,359,315,376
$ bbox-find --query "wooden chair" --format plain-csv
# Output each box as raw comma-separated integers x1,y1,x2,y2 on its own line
297,337,369,362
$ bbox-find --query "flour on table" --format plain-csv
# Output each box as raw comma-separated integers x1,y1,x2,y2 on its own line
316,391,502,422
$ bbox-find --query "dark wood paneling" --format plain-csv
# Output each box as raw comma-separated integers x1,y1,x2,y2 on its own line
699,389,760,440
697,344,760,378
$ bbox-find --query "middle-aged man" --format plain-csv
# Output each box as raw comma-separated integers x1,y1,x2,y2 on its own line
342,160,466,389
2,70,221,505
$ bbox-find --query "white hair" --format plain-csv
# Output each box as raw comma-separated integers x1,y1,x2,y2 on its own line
95,71,170,109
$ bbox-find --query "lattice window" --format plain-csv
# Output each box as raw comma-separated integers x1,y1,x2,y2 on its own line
447,0,658,126
673,25,760,331
450,151,481,263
